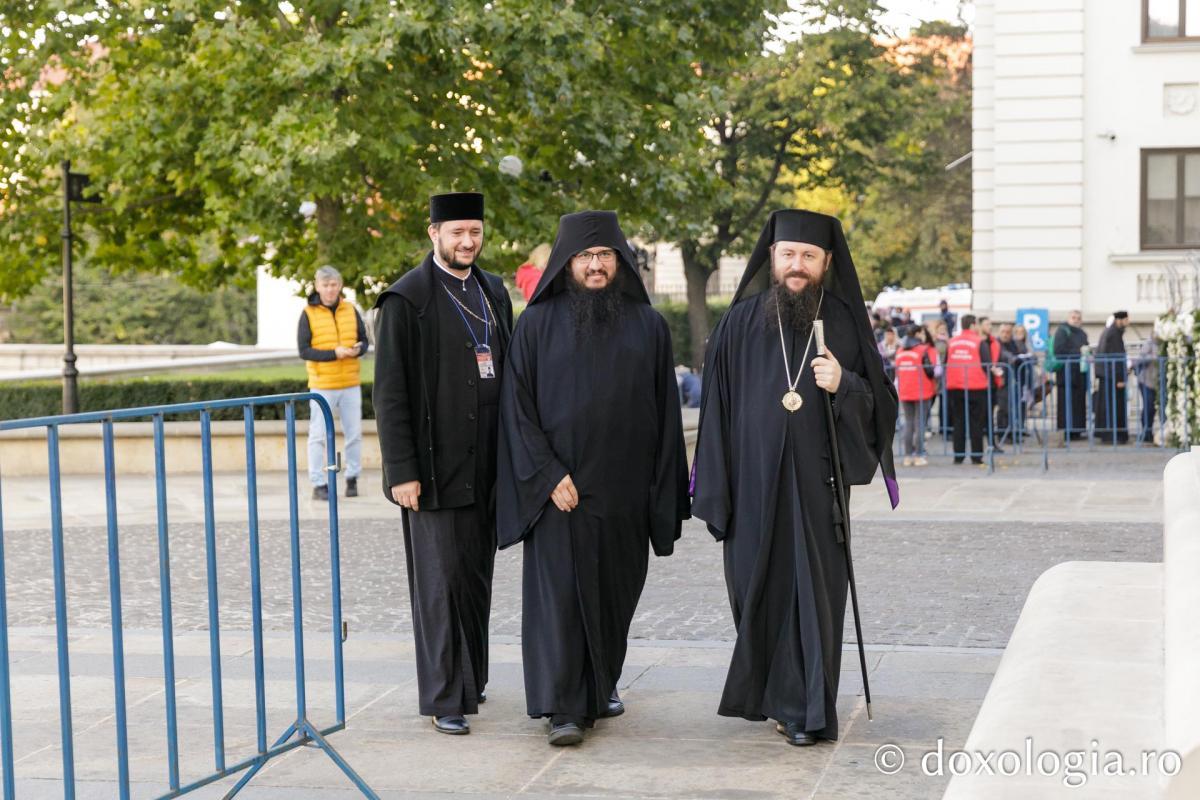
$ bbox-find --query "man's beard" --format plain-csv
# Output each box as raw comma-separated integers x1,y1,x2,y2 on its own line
568,271,625,339
436,239,476,268
765,281,823,332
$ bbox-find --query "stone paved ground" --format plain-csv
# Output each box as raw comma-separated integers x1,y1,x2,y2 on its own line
0,450,1172,799
0,518,1161,649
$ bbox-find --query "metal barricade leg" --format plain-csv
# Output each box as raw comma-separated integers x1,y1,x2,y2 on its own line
47,426,76,799
243,407,269,757
0,470,15,800
102,420,131,800
200,412,226,773
153,414,181,792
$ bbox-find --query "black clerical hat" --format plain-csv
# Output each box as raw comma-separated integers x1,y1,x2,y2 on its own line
430,192,484,223
772,210,836,250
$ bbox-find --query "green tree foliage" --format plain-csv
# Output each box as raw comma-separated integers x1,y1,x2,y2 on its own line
812,20,973,296
0,1,782,300
660,5,927,367
4,262,257,343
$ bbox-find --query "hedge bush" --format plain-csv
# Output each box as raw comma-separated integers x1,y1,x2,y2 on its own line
1,299,730,420
0,378,376,422
655,301,731,364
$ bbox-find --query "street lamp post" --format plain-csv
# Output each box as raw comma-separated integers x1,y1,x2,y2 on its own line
61,160,78,414
60,160,99,415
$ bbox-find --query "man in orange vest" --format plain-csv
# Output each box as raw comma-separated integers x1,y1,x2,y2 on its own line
944,314,993,465
298,265,369,500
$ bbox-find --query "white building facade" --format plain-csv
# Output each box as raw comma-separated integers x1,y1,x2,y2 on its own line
973,0,1200,323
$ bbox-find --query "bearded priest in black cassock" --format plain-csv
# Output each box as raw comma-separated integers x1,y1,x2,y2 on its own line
691,209,899,747
497,210,690,747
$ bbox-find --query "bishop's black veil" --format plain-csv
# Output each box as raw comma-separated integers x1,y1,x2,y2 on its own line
528,210,650,306
697,209,900,507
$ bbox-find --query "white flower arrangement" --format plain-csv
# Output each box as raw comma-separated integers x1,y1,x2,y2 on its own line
1158,309,1200,447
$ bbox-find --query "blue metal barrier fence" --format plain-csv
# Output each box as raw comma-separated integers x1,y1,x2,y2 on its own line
0,393,378,799
891,355,1192,471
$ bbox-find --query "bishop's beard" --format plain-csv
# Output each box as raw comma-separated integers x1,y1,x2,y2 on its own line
765,281,823,332
567,271,626,339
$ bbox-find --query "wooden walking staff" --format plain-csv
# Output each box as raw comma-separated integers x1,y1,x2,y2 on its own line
813,319,873,721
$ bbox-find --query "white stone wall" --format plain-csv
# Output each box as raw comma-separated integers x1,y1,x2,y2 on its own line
974,0,1087,318
1083,1,1200,319
973,0,1200,322
646,243,745,302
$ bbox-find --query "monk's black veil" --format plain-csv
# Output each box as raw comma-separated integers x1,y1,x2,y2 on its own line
699,209,900,506
527,210,649,306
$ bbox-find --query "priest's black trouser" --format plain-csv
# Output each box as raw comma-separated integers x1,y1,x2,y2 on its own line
404,506,495,716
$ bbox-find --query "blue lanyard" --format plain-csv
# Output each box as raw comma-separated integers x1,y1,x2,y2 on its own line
442,279,490,350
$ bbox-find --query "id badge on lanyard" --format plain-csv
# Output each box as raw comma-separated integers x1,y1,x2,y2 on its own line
475,345,495,379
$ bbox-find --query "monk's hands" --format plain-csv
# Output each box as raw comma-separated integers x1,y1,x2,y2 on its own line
391,480,421,511
811,349,843,394
551,474,579,513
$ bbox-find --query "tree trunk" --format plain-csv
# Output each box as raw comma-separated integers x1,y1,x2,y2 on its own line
681,241,715,371
315,196,341,265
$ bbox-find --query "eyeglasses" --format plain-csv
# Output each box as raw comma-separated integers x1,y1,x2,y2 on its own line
572,249,618,266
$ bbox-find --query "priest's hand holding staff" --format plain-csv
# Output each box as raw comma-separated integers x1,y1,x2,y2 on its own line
811,349,843,394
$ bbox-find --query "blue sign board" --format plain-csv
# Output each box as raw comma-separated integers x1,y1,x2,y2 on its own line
1016,307,1050,352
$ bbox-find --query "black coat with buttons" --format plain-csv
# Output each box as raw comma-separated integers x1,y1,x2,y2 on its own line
372,253,514,511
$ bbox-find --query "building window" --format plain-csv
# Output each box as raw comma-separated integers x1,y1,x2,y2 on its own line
1145,0,1200,40
1142,149,1200,249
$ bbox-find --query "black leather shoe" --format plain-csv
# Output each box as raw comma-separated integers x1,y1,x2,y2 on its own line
478,690,487,704
312,484,329,501
776,722,818,747
599,690,624,718
345,477,358,497
548,721,584,746
432,715,470,735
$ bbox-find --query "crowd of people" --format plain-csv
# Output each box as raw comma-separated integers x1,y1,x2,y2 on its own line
866,303,1160,462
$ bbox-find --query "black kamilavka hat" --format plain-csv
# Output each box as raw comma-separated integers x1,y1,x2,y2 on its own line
772,210,836,250
430,192,484,223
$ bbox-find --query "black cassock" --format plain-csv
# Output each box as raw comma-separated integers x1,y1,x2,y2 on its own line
496,211,689,723
1093,323,1128,444
692,209,898,740
373,257,513,718
1053,323,1088,436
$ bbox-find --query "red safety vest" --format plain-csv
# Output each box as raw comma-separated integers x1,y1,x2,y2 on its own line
895,344,938,401
946,331,987,390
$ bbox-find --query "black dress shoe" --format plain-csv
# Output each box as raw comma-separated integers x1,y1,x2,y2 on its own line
432,715,470,735
478,690,487,704
345,477,358,497
599,690,624,718
312,484,329,501
776,722,818,747
548,720,584,746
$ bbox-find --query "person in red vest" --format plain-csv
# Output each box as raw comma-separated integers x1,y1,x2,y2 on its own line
514,243,550,302
944,314,995,465
895,325,940,466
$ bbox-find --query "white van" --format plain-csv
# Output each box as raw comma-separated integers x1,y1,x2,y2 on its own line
870,284,973,334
